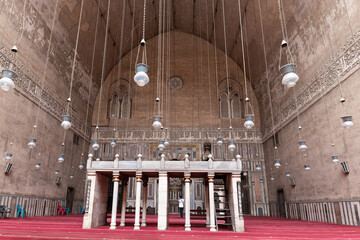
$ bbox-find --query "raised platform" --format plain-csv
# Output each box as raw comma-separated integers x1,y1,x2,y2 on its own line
1,214,360,239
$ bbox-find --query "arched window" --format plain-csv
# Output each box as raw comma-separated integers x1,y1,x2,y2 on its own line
121,94,131,119
219,92,229,118
108,93,120,118
231,93,242,118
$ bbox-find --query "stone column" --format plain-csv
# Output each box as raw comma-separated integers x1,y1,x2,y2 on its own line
134,172,142,230
204,181,210,227
230,173,245,232
158,172,168,230
141,178,148,227
109,172,120,229
208,173,216,231
184,173,191,231
120,178,128,226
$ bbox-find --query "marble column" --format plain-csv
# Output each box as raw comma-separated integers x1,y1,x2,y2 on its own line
184,173,191,231
158,172,168,230
230,173,245,232
109,172,120,229
134,172,142,230
208,173,216,231
204,181,210,228
141,178,148,227
119,178,128,227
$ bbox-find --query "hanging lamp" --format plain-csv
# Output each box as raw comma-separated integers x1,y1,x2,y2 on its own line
79,162,84,169
28,138,36,149
341,116,354,129
110,139,116,148
158,140,165,151
92,139,100,151
298,140,308,151
35,162,41,169
134,0,149,87
331,155,339,164
270,176,275,181
274,159,281,168
255,164,261,171
285,171,290,177
5,153,12,161
304,164,310,170
0,46,18,91
244,114,255,129
277,0,299,88
58,154,64,163
61,115,71,129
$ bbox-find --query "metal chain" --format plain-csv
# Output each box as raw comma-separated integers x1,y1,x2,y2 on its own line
277,0,286,40
142,0,147,40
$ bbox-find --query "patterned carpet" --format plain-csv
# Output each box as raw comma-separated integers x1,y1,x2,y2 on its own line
0,214,360,239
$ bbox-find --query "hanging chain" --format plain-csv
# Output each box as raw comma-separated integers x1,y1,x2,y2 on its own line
277,0,286,41
258,0,277,148
142,0,147,40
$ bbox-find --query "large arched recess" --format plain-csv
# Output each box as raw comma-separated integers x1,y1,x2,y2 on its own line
92,30,260,130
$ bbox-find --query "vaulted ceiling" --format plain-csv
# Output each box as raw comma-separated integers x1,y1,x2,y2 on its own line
30,0,295,101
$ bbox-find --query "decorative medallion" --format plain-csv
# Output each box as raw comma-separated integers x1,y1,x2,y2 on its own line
167,76,183,90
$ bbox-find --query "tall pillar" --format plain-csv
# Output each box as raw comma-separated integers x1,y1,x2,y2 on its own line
184,173,191,231
158,172,168,230
230,173,245,232
204,181,210,227
141,178,148,227
134,172,142,230
119,178,128,226
109,172,120,229
208,173,216,231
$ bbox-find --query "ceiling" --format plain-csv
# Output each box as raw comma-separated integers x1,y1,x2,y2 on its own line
34,0,296,96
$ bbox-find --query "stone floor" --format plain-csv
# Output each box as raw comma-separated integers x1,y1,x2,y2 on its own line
1,214,360,239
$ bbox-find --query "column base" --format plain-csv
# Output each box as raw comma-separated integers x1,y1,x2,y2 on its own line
109,224,117,230
206,224,210,228
141,222,147,227
120,222,125,227
210,226,217,232
185,226,191,231
134,225,140,230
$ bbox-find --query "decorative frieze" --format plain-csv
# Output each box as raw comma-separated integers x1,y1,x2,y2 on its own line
93,127,262,143
263,31,360,140
0,47,92,139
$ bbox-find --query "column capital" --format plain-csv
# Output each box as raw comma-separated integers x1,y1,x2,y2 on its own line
112,171,120,177
113,175,120,182
136,173,142,181
232,173,241,179
159,171,168,177
87,171,96,177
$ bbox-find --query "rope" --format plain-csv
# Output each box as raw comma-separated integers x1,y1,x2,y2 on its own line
292,86,302,141
15,0,27,45
221,0,232,129
80,0,101,162
125,0,137,158
66,0,85,115
205,0,213,135
237,0,249,113
211,0,221,136
114,0,126,135
155,0,163,116
258,0,277,148
96,0,112,128
33,0,59,140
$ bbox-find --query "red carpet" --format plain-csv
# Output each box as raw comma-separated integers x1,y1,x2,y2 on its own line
0,214,360,239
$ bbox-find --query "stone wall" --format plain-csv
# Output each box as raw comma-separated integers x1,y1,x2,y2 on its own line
252,0,360,225
0,0,97,209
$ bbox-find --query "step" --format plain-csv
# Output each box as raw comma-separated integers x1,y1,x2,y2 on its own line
216,208,230,211
217,223,233,226
216,215,232,218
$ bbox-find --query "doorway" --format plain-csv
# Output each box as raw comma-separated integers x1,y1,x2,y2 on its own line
66,187,74,213
240,175,250,214
277,188,286,218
